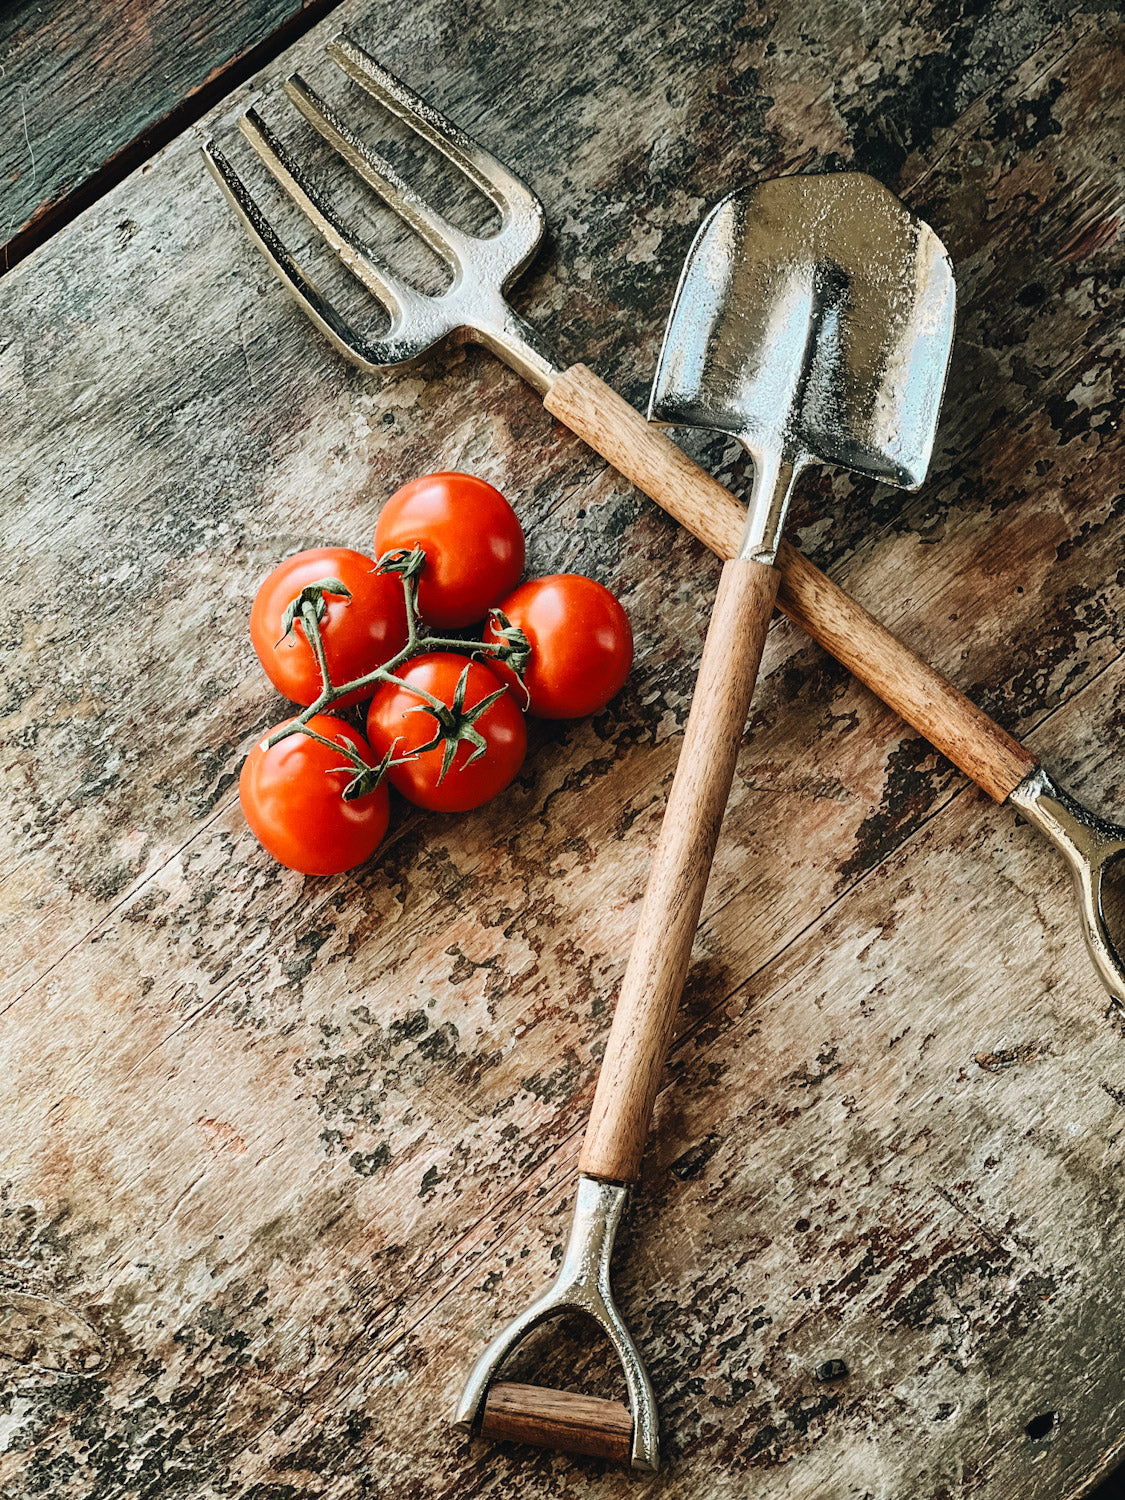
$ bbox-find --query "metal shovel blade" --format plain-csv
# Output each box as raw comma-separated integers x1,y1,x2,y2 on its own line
649,173,955,497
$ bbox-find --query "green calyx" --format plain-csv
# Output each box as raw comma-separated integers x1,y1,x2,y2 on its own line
337,742,397,803
277,578,352,645
375,546,427,584
405,662,509,782
484,608,531,681
281,721,387,804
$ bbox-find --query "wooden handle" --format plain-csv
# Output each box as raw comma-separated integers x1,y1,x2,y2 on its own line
544,362,747,560
579,558,780,1184
479,1383,632,1463
772,541,1037,801
544,364,1038,803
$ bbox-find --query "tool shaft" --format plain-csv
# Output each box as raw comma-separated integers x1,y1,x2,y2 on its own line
580,557,778,1183
543,364,1037,803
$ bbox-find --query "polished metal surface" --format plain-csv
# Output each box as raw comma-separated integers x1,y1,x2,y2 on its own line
649,174,956,563
202,35,562,394
453,1175,660,1471
1010,767,1125,1003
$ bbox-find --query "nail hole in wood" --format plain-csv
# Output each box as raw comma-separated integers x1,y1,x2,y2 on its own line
1025,1411,1058,1442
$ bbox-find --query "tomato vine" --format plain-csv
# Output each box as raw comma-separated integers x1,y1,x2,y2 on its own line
263,546,531,799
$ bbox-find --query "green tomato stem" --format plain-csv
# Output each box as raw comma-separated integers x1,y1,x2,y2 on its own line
260,551,530,771
288,722,367,767
301,599,333,694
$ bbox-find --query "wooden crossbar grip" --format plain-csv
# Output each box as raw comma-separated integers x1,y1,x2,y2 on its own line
543,364,1037,803
480,1382,633,1463
580,558,779,1184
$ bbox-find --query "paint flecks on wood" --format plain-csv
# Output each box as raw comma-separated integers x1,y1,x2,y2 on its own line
0,2,1123,1498
0,1293,106,1376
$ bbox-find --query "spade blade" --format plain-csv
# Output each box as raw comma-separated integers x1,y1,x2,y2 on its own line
650,173,955,501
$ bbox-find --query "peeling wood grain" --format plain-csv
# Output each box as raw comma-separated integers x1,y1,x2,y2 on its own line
1,1,1124,1497
0,1293,105,1376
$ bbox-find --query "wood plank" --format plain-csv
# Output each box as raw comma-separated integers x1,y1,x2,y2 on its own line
1,0,1123,1496
0,0,345,274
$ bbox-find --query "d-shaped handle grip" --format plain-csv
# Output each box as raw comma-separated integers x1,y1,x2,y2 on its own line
480,1383,633,1464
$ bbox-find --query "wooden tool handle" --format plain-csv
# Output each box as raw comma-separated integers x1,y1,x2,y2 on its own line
579,558,779,1184
544,364,1038,803
480,1383,633,1463
771,541,1037,801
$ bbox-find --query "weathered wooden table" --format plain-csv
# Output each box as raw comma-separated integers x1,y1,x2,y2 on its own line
2,2,1123,1496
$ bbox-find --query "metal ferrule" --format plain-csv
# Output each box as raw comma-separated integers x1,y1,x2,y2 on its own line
468,301,562,395
737,449,800,565
453,1175,660,1471
1009,765,1125,1003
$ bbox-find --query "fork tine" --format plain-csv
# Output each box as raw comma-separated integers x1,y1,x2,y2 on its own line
201,139,386,370
238,107,419,320
284,74,465,272
327,35,543,233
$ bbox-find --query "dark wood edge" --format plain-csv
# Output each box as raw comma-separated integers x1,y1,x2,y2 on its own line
1,0,348,277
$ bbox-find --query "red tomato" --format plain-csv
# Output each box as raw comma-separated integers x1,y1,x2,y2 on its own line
373,473,525,628
240,714,389,875
366,653,526,813
484,574,633,718
250,547,409,708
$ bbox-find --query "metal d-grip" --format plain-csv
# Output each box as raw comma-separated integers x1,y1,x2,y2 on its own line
453,1176,660,1471
1010,766,1125,1002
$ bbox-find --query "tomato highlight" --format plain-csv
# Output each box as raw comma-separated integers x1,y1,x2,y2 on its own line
374,473,525,628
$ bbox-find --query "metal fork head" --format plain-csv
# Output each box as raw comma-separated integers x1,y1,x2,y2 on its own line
202,36,559,391
453,1176,659,1471
1010,766,1125,1002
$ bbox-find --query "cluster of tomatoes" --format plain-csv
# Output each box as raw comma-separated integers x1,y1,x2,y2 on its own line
239,472,634,876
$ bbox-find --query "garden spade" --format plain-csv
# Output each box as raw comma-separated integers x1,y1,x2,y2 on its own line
649,173,955,548
455,174,954,1469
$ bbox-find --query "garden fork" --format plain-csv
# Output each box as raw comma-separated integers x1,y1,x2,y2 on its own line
203,38,1125,998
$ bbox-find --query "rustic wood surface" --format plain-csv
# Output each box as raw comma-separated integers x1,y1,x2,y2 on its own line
2,1,1124,1497
0,0,343,273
